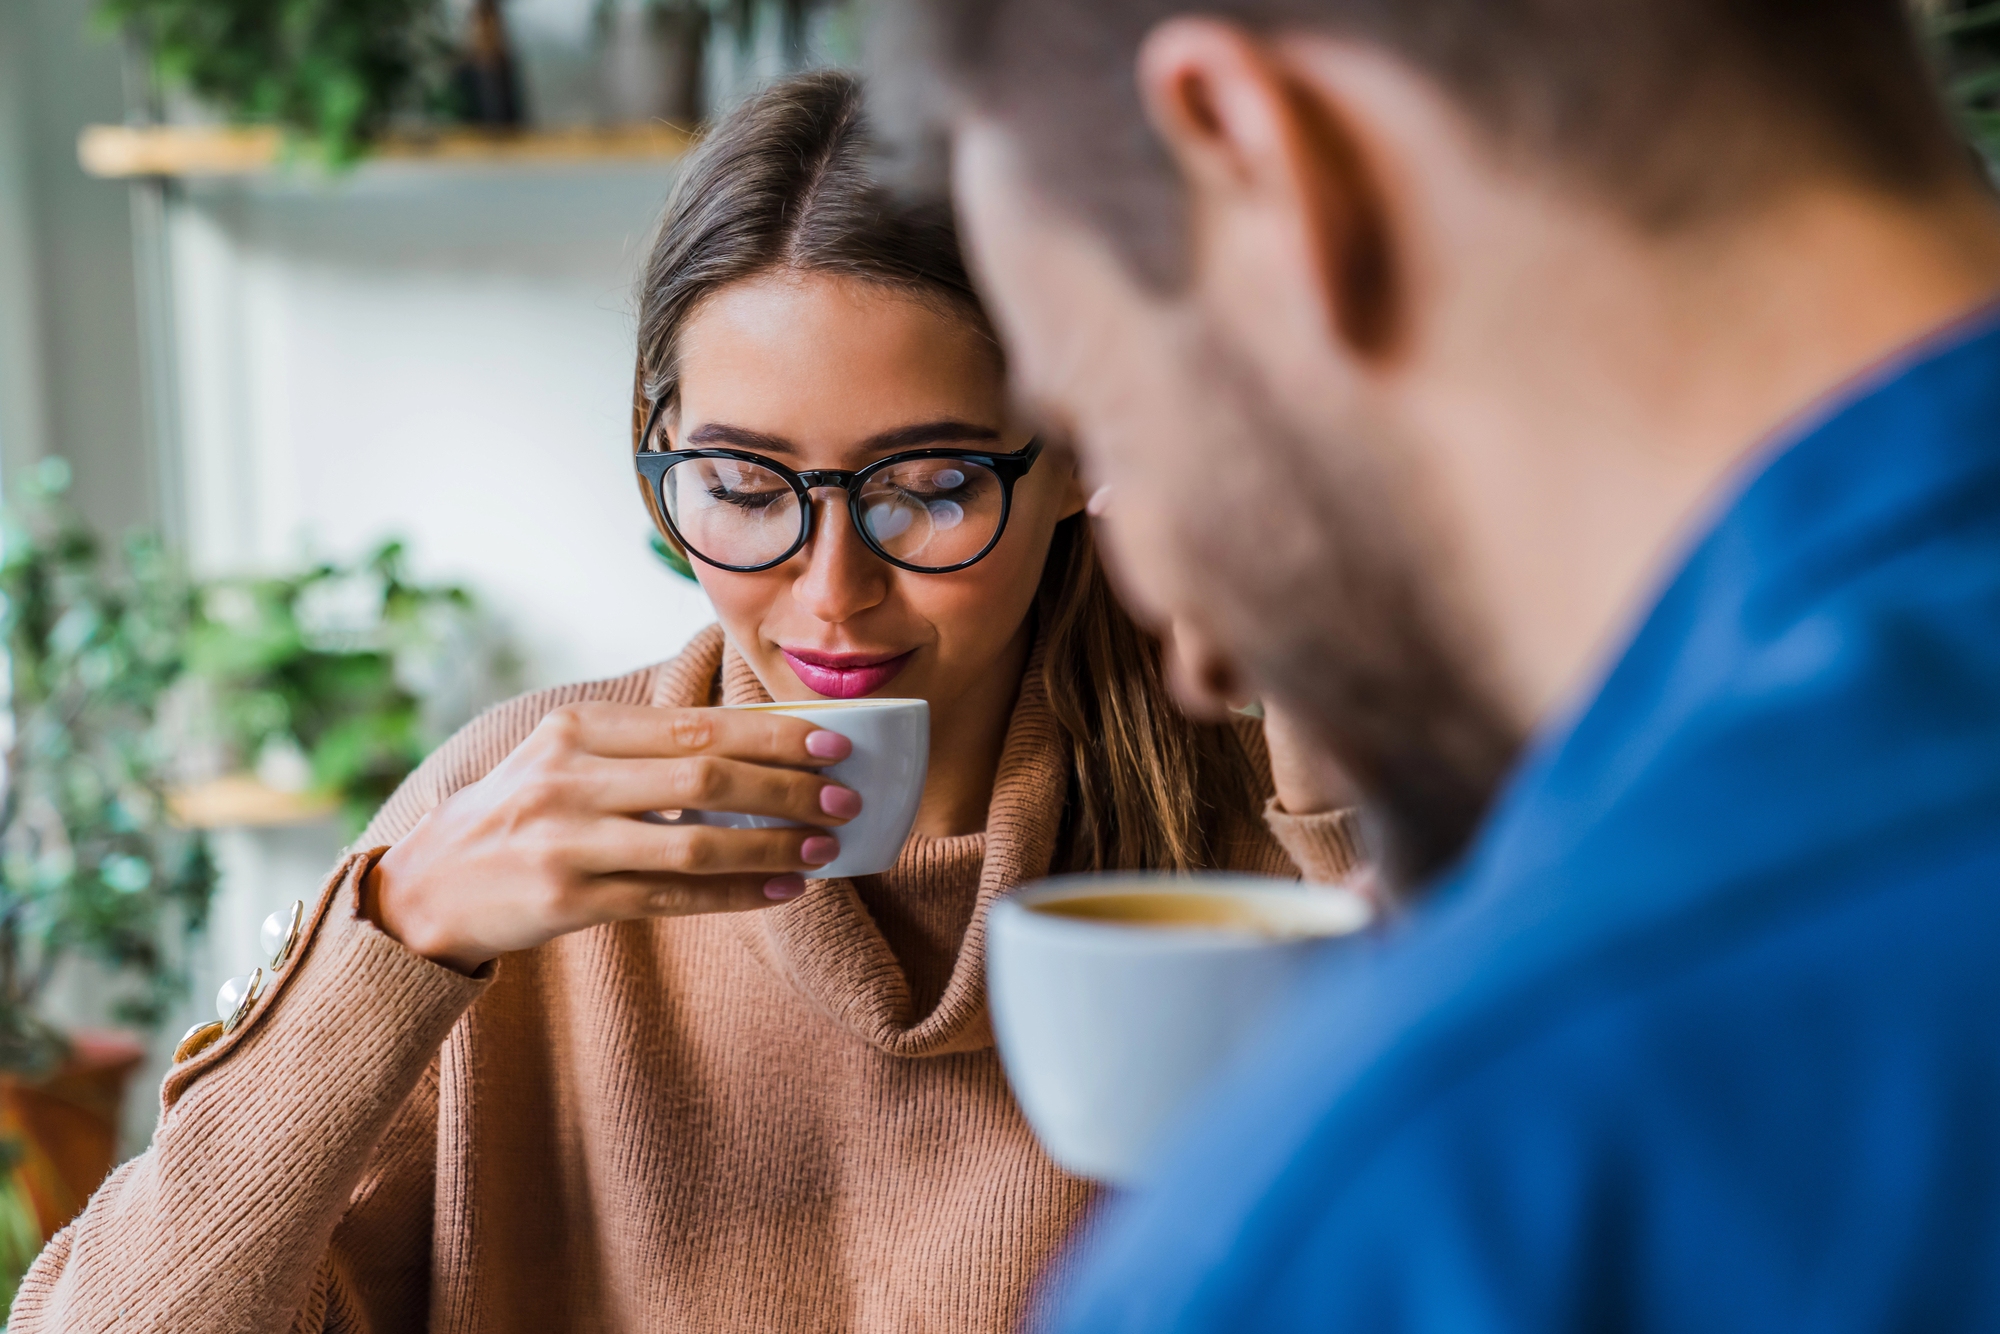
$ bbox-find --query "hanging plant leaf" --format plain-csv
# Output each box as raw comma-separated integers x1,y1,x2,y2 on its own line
650,531,699,582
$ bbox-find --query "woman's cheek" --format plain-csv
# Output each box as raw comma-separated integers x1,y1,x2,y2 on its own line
923,556,1039,661
695,570,773,644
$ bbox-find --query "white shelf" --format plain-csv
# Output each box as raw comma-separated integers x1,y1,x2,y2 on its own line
169,776,339,830
79,123,694,180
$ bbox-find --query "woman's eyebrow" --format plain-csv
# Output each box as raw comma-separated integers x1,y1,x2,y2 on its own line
684,421,1002,457
860,421,1003,452
684,423,798,454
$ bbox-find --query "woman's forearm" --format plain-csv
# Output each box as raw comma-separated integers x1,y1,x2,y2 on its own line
7,851,486,1333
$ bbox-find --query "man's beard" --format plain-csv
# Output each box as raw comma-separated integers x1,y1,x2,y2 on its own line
1176,334,1525,893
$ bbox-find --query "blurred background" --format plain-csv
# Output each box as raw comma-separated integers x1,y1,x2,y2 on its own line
0,0,1996,1311
0,0,854,1298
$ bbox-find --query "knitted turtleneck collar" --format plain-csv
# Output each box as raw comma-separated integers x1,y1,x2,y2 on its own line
648,625,1065,1058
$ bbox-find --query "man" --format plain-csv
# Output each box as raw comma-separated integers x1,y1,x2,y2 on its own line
871,1,2000,1329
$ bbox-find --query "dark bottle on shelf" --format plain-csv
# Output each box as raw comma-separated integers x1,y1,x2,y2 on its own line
453,0,526,128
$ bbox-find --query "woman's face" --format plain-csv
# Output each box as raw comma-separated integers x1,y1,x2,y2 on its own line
670,271,1081,712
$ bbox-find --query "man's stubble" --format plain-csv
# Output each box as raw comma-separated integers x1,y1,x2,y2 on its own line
1166,326,1525,890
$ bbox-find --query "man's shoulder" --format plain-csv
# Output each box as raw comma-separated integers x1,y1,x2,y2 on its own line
1058,822,2000,1333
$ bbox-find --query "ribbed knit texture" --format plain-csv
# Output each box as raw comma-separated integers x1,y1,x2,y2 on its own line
12,624,1363,1333
858,833,987,1018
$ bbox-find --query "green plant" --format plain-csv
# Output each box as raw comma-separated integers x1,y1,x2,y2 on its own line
100,0,455,164
183,541,495,833
1929,1,2000,163
650,531,698,582
0,460,217,1072
0,1136,39,1316
1,459,505,1076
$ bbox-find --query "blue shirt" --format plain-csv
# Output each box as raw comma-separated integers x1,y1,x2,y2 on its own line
1045,310,2000,1332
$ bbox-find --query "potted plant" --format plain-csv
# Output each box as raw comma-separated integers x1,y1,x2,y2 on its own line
0,458,219,1299
0,464,512,1306
99,0,457,163
178,540,508,835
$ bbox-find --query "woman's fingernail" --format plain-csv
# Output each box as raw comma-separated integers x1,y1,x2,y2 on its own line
805,730,851,760
800,836,840,866
764,874,806,901
819,785,863,819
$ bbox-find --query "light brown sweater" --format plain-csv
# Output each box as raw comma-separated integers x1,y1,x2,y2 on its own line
12,626,1364,1333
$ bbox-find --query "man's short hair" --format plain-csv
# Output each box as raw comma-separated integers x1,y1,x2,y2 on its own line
874,0,1973,288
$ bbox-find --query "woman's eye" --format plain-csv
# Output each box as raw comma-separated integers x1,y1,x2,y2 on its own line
710,486,786,511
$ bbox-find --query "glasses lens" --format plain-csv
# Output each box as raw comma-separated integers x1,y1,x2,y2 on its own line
858,458,1005,570
662,457,803,569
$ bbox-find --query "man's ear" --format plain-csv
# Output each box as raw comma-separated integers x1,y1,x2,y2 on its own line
1135,18,1400,358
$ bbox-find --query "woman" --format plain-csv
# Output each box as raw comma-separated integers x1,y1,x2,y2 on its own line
11,73,1362,1333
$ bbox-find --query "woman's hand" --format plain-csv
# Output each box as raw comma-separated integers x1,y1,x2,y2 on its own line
364,702,862,974
1261,701,1362,816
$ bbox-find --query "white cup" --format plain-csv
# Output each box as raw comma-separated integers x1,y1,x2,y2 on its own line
679,698,929,879
987,873,1373,1184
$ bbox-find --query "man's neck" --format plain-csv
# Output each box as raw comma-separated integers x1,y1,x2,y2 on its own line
1416,179,2000,732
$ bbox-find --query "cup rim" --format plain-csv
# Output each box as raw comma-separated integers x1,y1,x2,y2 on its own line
991,873,1374,950
723,697,930,712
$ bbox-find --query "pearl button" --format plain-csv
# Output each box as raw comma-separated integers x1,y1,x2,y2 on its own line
216,973,255,1022
261,899,304,970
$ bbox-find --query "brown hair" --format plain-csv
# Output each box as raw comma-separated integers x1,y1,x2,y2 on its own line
633,69,1259,872
873,0,1975,289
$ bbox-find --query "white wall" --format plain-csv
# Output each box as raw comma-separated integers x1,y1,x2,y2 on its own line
164,164,716,692
0,0,152,532
0,0,52,479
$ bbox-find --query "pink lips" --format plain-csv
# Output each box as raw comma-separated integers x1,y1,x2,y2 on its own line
781,647,915,699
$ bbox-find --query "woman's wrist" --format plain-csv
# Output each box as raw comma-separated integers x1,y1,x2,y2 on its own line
361,846,490,977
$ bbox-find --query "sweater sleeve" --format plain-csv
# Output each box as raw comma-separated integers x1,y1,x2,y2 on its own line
1215,717,1372,886
9,654,687,1332
1262,799,1370,885
7,851,487,1333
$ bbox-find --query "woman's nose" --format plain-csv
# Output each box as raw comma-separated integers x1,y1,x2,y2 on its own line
790,490,890,623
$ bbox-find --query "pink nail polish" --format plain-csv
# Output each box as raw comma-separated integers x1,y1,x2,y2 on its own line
800,835,840,866
805,730,851,760
764,875,806,900
819,785,863,819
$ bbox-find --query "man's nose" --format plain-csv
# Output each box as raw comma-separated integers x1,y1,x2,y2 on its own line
790,489,889,623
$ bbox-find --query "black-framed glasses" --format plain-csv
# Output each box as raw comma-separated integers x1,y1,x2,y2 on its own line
634,397,1043,575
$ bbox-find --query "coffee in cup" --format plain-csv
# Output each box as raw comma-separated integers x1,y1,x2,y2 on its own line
987,874,1373,1184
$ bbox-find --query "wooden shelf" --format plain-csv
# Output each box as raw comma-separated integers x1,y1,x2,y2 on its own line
78,123,695,180
168,775,340,830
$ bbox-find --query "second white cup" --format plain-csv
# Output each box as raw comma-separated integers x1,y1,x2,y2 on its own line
682,697,929,879
987,874,1374,1184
